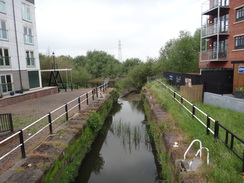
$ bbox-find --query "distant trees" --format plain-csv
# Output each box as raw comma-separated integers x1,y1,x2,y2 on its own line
39,28,201,89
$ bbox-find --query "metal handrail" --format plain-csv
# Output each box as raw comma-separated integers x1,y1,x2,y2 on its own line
0,82,108,162
156,79,244,172
184,139,203,160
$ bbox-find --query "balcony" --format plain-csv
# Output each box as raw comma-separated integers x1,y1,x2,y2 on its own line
0,29,8,40
24,34,33,44
200,49,228,62
202,23,229,38
202,0,230,16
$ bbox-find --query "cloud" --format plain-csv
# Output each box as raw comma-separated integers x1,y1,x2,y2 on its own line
36,0,203,61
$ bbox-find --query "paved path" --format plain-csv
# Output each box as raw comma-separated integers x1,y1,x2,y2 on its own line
0,87,98,175
1,88,93,138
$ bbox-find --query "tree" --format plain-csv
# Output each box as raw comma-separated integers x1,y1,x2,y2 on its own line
158,29,200,73
121,58,142,75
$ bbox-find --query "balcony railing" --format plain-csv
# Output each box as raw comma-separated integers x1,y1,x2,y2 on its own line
0,29,8,40
202,23,229,38
200,49,228,61
24,34,33,44
202,0,229,15
0,57,11,67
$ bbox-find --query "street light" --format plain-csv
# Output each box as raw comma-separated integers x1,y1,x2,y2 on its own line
52,52,56,71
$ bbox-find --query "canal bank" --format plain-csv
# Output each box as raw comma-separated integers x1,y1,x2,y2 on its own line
142,87,200,183
2,88,119,183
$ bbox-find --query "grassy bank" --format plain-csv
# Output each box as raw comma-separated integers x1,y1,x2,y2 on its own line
146,81,243,183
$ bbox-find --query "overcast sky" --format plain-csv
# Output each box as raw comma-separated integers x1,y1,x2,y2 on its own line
35,0,204,62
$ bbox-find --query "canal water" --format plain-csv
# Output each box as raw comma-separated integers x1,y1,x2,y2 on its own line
75,94,161,183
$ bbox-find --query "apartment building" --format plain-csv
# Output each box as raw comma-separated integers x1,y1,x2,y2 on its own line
0,0,41,96
199,0,244,68
199,0,244,91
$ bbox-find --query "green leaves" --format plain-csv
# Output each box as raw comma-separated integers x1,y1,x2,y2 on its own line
158,29,201,73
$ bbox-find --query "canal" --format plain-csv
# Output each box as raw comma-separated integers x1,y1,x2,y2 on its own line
75,94,161,183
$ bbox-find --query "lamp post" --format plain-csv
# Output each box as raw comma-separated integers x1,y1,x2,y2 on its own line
52,52,56,71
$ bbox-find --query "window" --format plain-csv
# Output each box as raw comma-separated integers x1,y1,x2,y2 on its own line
0,1,5,13
221,0,229,7
0,20,7,40
0,48,10,66
235,36,244,49
26,51,35,66
212,39,228,58
0,74,13,93
220,14,229,32
24,27,33,44
236,7,244,22
22,3,31,21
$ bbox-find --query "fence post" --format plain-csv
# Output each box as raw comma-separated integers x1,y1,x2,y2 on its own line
96,87,98,98
19,130,26,159
48,112,53,134
230,134,234,149
206,115,210,135
65,103,68,121
9,113,14,132
174,92,176,98
214,121,219,139
192,105,195,118
92,90,94,100
65,84,67,92
86,93,89,105
242,151,244,172
180,96,183,104
78,97,81,110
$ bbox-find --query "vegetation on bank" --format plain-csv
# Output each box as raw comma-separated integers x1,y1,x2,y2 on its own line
44,91,118,183
146,81,243,183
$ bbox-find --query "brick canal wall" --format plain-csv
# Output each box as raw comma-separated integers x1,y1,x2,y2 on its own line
2,88,118,183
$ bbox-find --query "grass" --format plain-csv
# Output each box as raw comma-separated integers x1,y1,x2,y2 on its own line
146,81,244,183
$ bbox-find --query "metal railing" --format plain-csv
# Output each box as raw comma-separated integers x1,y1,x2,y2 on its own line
0,113,13,133
200,49,228,61
202,0,229,13
0,82,108,161
156,80,244,172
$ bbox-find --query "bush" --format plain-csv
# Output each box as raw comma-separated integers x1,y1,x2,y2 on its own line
88,112,103,133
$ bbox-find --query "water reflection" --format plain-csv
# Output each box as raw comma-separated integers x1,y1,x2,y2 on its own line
75,95,161,183
109,119,151,153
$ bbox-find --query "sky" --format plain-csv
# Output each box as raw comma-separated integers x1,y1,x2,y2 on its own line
35,0,204,62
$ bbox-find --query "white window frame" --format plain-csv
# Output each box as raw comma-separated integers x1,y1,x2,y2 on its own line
26,50,35,67
22,3,31,22
0,47,10,67
24,27,33,44
0,19,7,40
0,0,5,13
0,74,14,94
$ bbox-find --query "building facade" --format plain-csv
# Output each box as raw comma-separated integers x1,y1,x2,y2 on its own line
0,0,41,96
199,0,244,69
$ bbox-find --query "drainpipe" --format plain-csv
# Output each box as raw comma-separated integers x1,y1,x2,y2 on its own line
12,0,23,90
